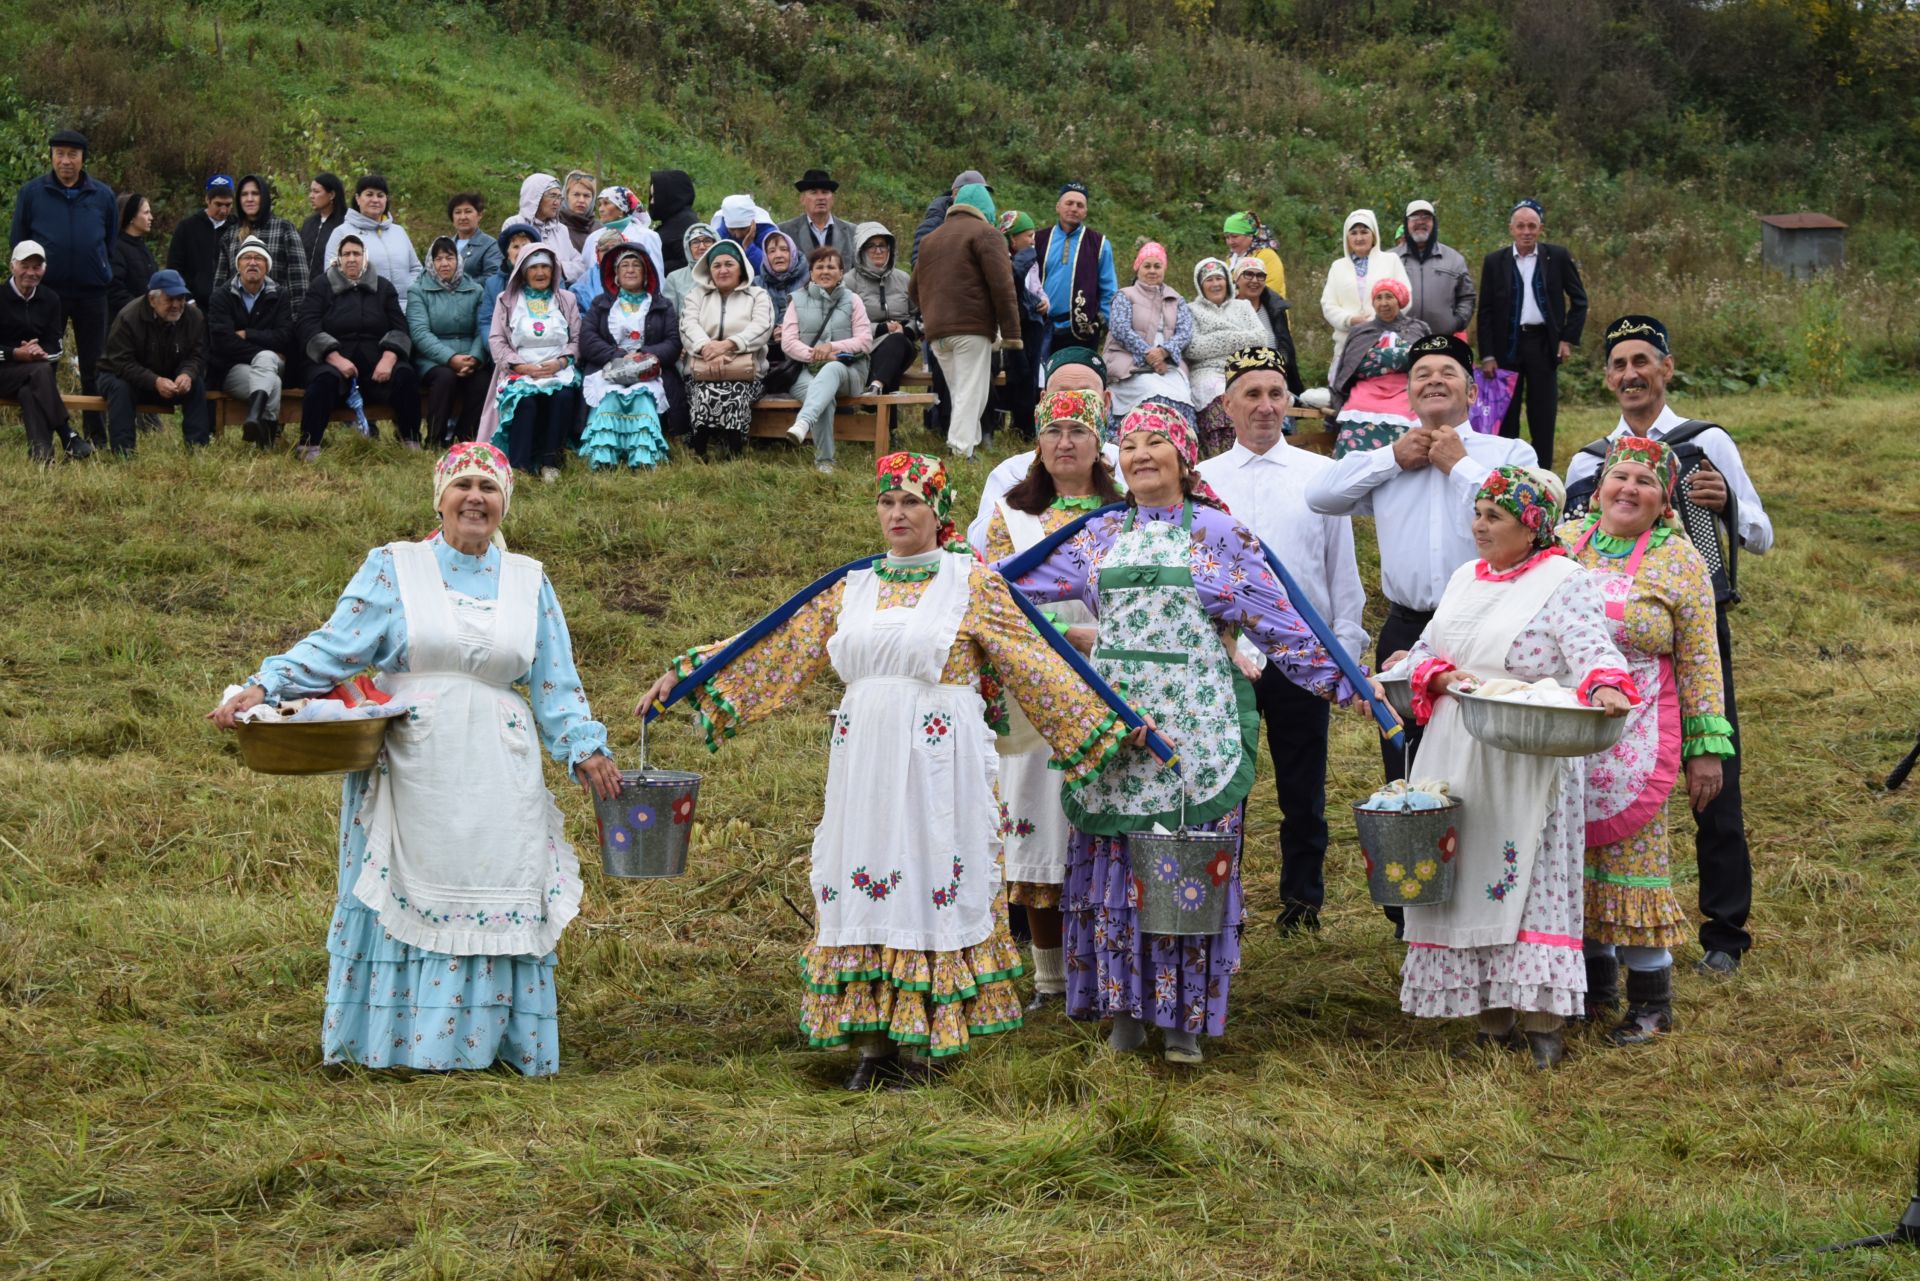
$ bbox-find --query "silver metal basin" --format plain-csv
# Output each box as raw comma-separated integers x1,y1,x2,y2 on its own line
1455,689,1628,758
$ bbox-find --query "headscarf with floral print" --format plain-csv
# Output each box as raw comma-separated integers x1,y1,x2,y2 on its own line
433,442,515,550
1601,435,1677,500
1039,388,1107,438
1114,402,1229,512
1475,464,1565,548
876,451,969,552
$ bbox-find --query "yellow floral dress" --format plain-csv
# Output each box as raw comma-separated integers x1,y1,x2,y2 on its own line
672,558,1128,1056
1559,516,1733,948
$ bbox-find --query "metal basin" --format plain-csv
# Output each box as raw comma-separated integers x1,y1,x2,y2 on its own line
234,715,393,775
1455,689,1628,758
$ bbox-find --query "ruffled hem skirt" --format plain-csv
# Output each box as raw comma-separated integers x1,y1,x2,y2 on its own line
1583,814,1689,948
798,889,1026,1057
581,390,668,469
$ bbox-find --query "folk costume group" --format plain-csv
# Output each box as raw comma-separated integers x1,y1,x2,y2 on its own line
210,311,1747,1084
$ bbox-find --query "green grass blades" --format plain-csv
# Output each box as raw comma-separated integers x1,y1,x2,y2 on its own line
1,393,1918,1277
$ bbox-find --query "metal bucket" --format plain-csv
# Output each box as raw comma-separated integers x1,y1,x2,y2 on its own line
595,720,700,879
1352,800,1461,908
1126,792,1235,937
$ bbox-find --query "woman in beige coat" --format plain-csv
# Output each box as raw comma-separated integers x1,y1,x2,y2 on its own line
677,239,774,458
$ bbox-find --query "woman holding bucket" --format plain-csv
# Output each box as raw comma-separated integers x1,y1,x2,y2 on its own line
998,398,1353,1065
1374,464,1635,1069
637,452,1143,1091
210,442,621,1075
974,388,1122,1012
1556,437,1730,1046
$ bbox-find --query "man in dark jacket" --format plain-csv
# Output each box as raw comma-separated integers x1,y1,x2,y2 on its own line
10,129,116,444
165,174,236,310
294,234,418,458
1230,259,1307,398
1476,198,1587,467
209,236,296,446
776,168,859,257
648,170,698,276
97,269,211,455
1392,199,1475,337
911,168,985,267
907,183,1021,460
0,241,92,462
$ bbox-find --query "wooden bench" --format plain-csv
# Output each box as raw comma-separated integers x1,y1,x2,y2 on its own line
62,389,397,434
748,392,936,454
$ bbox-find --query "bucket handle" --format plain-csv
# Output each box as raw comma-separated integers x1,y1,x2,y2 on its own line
637,714,650,773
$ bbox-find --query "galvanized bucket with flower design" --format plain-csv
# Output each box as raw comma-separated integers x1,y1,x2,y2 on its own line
595,719,700,879
1352,801,1460,907
1126,790,1235,936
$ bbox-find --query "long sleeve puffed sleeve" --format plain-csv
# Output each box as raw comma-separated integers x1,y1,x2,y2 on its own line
522,574,609,770
251,548,408,701
1189,512,1350,701
1666,547,1733,757
671,581,845,750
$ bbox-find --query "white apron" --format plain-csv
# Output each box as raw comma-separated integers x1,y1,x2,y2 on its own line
810,552,1002,952
994,501,1093,888
1402,556,1576,949
352,540,581,957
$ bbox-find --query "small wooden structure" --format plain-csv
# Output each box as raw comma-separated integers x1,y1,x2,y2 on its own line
1759,212,1847,280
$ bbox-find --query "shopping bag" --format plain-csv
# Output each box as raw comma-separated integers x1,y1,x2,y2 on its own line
1469,367,1518,434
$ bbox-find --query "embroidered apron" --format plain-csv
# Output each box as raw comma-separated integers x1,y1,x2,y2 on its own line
1401,556,1576,950
1063,503,1255,835
1570,526,1681,847
811,552,1002,952
354,540,580,957
994,501,1094,887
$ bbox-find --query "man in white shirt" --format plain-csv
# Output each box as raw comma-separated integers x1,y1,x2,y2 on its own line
968,346,1120,550
1566,314,1772,976
1198,347,1366,932
1306,332,1536,780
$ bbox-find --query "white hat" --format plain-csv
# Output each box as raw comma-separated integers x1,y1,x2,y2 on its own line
233,235,273,272
1405,199,1436,218
10,239,47,262
719,194,758,229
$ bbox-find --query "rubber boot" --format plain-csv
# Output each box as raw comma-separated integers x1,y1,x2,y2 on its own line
1521,1011,1565,1070
1583,952,1621,1023
1606,966,1674,1046
242,390,271,444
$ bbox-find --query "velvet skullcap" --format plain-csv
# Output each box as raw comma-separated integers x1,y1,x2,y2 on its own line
1406,332,1475,377
1512,198,1543,217
1044,345,1108,386
1603,314,1671,358
1476,465,1565,548
1224,346,1290,387
1059,180,1088,198
876,452,966,551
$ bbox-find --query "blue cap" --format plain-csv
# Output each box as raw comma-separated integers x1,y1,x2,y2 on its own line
147,269,191,297
206,174,235,193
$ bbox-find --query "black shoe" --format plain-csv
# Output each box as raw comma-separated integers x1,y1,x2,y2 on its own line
1694,949,1741,977
1606,967,1674,1046
256,419,279,449
1526,1029,1565,1070
1024,989,1063,1014
1583,953,1621,1022
1275,904,1322,935
29,447,54,467
842,1055,901,1092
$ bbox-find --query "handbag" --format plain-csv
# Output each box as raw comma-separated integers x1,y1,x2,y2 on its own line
1468,367,1518,434
689,291,759,382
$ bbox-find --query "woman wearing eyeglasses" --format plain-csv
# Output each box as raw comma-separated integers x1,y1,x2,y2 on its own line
975,388,1122,1013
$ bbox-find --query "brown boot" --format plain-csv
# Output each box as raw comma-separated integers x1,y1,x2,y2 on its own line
1606,967,1674,1047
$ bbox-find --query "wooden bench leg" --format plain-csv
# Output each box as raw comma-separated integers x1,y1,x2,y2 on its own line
873,402,891,455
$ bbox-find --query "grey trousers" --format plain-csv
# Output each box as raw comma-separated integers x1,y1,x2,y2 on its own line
790,360,862,464
222,350,286,421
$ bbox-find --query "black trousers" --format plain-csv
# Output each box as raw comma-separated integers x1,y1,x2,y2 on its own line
420,364,486,444
1254,663,1333,912
1693,605,1752,954
504,385,581,472
58,291,109,444
1497,325,1559,468
923,345,948,435
0,361,73,457
1375,602,1434,780
300,362,421,445
867,330,918,393
96,369,211,453
997,342,1036,440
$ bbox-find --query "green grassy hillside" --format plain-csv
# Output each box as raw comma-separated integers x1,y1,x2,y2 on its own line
2,0,1916,392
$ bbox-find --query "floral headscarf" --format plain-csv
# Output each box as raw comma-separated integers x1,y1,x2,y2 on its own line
433,442,514,550
1039,388,1107,437
1601,435,1677,499
1114,402,1228,512
597,185,642,218
876,451,969,552
1476,465,1565,548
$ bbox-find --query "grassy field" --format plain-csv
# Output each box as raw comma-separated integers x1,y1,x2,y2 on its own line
2,390,1918,1279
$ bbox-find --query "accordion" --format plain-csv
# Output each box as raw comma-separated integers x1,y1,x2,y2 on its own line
1565,420,1740,604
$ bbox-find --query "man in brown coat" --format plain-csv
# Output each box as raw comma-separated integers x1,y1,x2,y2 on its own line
908,182,1020,459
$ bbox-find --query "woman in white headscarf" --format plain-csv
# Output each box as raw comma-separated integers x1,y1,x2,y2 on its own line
1186,255,1268,458
1319,208,1410,371
504,173,585,284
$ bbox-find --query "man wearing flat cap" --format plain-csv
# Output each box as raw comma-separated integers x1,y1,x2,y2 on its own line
1476,198,1586,466
1393,198,1475,338
0,241,93,462
98,269,212,456
1030,181,1118,352
10,129,117,444
1566,314,1773,979
777,168,857,256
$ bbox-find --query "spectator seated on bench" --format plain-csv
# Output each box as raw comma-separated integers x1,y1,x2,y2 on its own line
98,269,211,457
778,245,872,474
0,240,91,462
679,241,772,460
296,234,419,461
209,236,297,448
849,222,920,395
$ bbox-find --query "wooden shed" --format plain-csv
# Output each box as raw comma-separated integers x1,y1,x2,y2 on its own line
1759,212,1847,279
